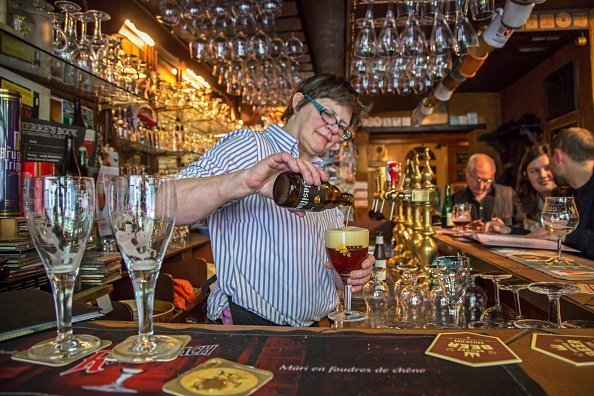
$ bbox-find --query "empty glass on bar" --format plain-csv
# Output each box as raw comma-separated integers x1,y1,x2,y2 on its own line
24,176,101,361
108,175,183,362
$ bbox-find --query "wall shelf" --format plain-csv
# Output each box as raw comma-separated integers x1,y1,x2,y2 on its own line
0,25,147,105
368,123,486,134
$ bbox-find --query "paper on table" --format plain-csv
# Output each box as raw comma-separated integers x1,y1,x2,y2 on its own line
473,233,580,252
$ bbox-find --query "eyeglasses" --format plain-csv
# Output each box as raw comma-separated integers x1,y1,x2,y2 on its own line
302,93,353,142
469,175,494,185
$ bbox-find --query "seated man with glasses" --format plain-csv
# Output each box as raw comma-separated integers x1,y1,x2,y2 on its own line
452,153,526,233
173,73,373,326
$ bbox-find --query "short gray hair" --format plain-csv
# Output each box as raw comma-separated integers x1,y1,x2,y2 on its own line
466,153,496,173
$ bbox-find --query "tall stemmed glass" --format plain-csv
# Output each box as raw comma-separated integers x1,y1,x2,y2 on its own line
326,226,369,323
437,256,471,328
108,175,183,362
353,4,377,59
24,176,101,361
541,197,579,265
498,278,531,323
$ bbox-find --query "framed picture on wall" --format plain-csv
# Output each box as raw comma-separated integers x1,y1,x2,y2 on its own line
545,61,577,120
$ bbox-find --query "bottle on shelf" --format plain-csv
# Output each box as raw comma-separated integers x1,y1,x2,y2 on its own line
273,172,354,212
57,135,81,176
72,98,87,128
77,146,89,177
441,184,454,228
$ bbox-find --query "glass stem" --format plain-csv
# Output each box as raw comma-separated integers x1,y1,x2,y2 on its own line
130,268,159,340
493,280,501,307
50,272,77,345
548,295,562,325
557,237,562,262
344,284,352,311
513,291,523,320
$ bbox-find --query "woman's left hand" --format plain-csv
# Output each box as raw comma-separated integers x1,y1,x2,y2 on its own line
325,253,375,293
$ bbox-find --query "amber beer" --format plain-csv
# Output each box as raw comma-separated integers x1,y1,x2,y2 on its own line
325,226,369,277
273,172,354,212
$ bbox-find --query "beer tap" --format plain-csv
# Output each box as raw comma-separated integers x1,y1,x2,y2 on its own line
409,154,424,266
377,166,387,217
384,161,399,221
413,148,438,272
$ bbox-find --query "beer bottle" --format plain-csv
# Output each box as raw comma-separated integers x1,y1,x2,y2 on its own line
72,98,87,128
58,135,81,176
373,231,387,280
441,184,454,228
77,146,89,177
273,171,354,212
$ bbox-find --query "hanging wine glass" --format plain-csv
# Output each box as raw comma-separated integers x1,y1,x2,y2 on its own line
430,4,456,55
427,52,452,81
469,0,494,21
377,3,399,58
54,0,81,61
353,4,377,59
259,9,276,35
454,0,478,54
157,0,182,27
180,0,204,19
259,0,283,17
398,2,427,58
285,32,304,58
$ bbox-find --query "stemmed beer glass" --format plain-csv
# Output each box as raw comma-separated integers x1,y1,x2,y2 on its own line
452,202,472,236
24,176,102,361
326,226,369,322
108,175,184,362
541,197,579,265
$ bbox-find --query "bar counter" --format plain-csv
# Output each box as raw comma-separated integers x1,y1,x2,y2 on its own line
433,232,594,320
0,321,592,395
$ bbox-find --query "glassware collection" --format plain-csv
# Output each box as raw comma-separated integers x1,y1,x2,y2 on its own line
356,253,585,330
350,0,493,96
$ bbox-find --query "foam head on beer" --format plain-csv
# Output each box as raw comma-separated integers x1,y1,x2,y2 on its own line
325,226,369,277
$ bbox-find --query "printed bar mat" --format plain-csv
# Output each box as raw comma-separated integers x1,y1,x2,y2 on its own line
0,323,545,395
490,248,594,280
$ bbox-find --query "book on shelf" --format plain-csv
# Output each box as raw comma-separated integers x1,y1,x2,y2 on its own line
0,289,102,342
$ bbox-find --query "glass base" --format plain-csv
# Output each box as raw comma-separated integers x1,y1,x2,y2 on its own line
378,319,418,329
545,256,574,266
424,322,459,330
468,320,510,329
513,319,560,329
480,305,514,323
28,334,102,361
561,320,594,329
109,334,186,363
328,309,367,323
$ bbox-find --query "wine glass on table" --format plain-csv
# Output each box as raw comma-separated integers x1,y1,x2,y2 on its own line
540,197,579,265
108,175,185,362
451,202,472,236
24,176,102,362
477,271,514,326
326,226,369,323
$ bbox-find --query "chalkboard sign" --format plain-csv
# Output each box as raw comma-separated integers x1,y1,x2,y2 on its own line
20,118,97,165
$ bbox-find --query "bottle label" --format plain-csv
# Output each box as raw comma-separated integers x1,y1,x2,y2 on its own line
376,268,386,281
295,182,326,210
375,259,387,270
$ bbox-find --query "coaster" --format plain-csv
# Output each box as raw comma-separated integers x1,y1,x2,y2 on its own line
105,334,191,363
12,339,111,367
425,332,522,367
531,334,594,366
163,358,273,396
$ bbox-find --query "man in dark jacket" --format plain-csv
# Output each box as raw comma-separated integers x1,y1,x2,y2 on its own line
529,128,594,259
452,153,525,231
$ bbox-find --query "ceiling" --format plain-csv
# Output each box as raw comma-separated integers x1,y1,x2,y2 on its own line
298,0,591,112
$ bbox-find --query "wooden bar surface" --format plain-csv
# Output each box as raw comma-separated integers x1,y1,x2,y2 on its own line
433,232,594,319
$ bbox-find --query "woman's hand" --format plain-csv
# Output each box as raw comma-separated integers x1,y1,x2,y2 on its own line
325,253,375,293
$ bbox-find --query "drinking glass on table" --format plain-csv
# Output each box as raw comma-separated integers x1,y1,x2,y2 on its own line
108,175,184,362
515,282,580,328
436,255,471,328
541,197,579,265
326,226,369,322
452,202,472,236
24,176,102,361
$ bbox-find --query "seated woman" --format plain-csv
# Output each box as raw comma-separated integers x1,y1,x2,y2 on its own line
483,145,557,234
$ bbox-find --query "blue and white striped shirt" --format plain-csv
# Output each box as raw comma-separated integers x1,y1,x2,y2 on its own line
175,124,341,326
